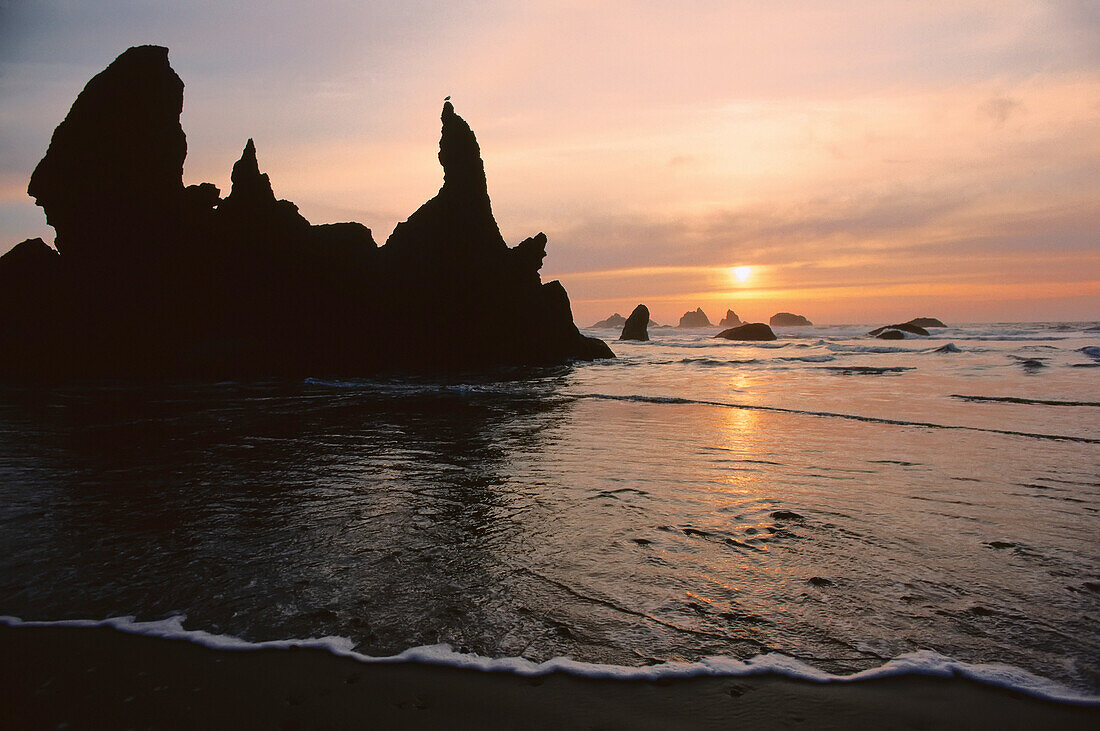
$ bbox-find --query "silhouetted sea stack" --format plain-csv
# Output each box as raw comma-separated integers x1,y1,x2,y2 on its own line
770,312,812,327
678,308,712,328
0,46,612,379
876,330,906,340
718,309,742,328
591,313,627,329
715,323,777,341
905,317,946,328
619,305,650,341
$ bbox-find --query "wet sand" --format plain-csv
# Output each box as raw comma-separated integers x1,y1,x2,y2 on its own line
2,625,1096,729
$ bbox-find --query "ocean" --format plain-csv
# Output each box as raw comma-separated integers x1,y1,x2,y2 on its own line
1,321,1097,701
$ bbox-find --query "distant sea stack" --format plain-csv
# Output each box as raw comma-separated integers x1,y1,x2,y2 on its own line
0,46,612,379
619,305,650,341
905,317,946,328
678,308,712,328
718,310,742,328
591,313,627,329
715,323,777,341
770,312,812,327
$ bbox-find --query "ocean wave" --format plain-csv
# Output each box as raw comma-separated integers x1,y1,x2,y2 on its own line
662,341,792,349
1,616,1093,705
299,377,559,398
952,395,1100,407
670,355,836,366
778,355,836,363
821,365,913,375
824,344,919,354
954,335,1072,342
674,357,759,367
303,378,502,395
573,393,1099,443
1008,355,1048,370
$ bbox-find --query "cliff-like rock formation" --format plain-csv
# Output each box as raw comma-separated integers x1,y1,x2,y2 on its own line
619,305,650,341
718,310,742,328
28,46,186,269
591,313,627,329
678,308,712,328
0,47,611,379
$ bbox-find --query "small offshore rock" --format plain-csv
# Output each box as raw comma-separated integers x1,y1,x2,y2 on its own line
716,323,777,341
906,317,946,328
770,312,812,327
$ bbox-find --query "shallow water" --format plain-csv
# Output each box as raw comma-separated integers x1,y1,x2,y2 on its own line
0,322,1097,694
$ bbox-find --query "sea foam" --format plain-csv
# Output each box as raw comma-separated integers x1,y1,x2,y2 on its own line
2,615,1095,706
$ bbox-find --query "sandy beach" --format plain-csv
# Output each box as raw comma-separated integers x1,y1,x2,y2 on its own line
2,624,1096,729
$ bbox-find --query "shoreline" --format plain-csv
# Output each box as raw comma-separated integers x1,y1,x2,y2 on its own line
3,624,1097,729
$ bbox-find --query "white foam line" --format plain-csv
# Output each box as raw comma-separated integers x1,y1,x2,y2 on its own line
2,615,1096,705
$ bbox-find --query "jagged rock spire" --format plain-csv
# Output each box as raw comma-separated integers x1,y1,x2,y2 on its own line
384,102,506,255
438,101,488,196
225,138,276,207
719,309,742,328
218,138,308,232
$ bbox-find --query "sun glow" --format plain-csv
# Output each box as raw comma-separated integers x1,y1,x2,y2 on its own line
730,266,753,284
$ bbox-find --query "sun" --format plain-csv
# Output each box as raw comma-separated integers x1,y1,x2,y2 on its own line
730,266,753,284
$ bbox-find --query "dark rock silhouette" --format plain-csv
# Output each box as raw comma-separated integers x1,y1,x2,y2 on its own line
869,323,929,337
28,46,186,269
678,308,712,328
770,312,812,327
715,323,776,341
0,47,612,379
718,309,742,328
0,239,67,378
591,313,627,329
619,305,650,341
876,330,906,340
905,317,946,328
0,237,58,271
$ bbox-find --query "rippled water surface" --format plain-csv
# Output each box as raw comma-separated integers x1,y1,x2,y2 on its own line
1,322,1097,692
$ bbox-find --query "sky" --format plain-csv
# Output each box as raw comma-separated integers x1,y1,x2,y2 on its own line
1,0,1097,324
